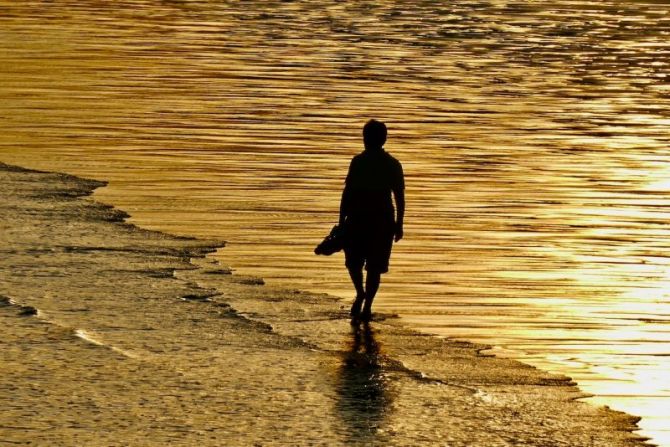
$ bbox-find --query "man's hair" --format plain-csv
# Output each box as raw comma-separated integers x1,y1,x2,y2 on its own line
363,119,387,149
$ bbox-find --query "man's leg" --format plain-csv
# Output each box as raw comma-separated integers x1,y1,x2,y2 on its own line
361,271,381,320
348,267,365,317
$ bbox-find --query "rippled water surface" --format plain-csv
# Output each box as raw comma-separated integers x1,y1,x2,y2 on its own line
2,1,670,444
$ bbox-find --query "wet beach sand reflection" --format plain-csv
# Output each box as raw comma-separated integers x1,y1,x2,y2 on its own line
336,324,393,444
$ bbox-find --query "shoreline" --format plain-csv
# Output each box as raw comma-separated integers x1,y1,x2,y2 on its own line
0,161,650,446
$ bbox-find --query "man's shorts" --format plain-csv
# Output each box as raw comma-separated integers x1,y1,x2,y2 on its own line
344,222,394,274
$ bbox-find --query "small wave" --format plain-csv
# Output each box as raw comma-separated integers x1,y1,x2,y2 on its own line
74,329,137,359
0,295,39,317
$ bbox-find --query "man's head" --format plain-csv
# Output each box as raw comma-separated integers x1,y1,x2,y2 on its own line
363,119,387,150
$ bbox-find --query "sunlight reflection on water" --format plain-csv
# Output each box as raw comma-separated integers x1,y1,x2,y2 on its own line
1,0,670,444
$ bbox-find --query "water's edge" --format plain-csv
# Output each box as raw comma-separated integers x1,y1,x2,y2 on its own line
0,161,649,446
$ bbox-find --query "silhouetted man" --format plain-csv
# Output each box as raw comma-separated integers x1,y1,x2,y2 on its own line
339,120,404,322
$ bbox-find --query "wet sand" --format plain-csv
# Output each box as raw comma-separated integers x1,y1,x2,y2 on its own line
0,162,648,446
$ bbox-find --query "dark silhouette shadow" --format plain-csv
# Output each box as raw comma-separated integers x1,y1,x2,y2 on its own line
340,120,405,322
335,323,392,444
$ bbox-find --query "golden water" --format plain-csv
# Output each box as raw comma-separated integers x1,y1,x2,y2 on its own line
1,1,669,444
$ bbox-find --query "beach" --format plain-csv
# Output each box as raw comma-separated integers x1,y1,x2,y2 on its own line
3,1,670,444
0,164,648,446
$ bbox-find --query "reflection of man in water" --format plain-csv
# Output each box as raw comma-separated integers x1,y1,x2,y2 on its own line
339,120,405,322
336,324,391,443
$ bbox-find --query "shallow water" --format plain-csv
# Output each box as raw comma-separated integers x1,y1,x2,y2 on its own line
1,1,670,444
1,164,644,446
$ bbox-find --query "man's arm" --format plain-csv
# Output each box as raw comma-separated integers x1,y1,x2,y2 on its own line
393,159,405,242
340,158,356,226
393,187,404,242
339,184,350,227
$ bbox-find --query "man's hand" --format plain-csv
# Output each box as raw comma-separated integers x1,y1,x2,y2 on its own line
394,223,404,242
